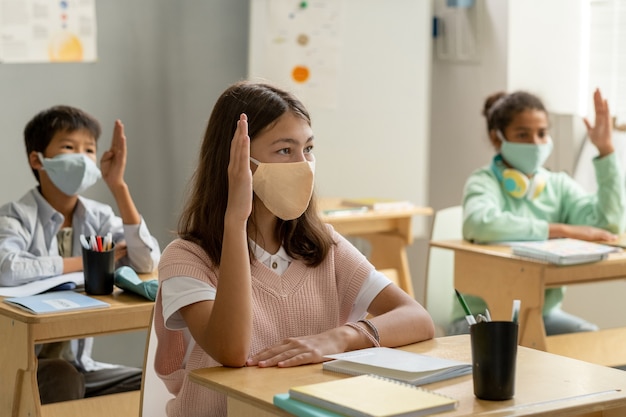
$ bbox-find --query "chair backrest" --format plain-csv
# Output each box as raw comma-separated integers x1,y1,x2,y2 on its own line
424,206,463,335
140,308,174,417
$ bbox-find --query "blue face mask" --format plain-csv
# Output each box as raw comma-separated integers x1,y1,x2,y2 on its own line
38,152,102,196
496,130,553,175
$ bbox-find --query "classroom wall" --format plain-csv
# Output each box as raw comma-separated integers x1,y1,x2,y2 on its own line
2,0,621,367
248,0,433,239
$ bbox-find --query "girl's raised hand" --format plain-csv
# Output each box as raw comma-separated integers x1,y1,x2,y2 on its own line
583,88,614,158
225,114,253,223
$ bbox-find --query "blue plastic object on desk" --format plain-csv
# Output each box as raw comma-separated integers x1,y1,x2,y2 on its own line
114,266,158,301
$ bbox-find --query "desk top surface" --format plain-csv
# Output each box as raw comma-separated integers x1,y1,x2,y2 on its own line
319,197,432,222
0,272,156,323
431,238,626,264
430,239,626,286
189,335,626,416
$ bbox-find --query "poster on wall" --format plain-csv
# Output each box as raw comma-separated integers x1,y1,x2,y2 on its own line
0,0,97,63
255,0,343,108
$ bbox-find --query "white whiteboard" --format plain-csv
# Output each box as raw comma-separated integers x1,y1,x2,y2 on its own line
248,0,432,237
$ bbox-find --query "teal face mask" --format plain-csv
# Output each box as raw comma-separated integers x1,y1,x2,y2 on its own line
496,130,553,175
38,152,102,196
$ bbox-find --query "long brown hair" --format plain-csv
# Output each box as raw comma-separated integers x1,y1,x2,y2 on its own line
178,81,334,267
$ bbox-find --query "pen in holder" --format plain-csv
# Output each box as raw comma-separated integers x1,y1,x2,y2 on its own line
82,243,115,295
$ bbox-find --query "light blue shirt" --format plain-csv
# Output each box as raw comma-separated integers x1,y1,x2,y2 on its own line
0,188,161,287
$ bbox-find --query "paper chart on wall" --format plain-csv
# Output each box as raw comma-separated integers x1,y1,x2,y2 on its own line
255,0,343,108
0,0,97,63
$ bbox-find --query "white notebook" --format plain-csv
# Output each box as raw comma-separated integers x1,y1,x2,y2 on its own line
510,238,619,265
323,347,471,386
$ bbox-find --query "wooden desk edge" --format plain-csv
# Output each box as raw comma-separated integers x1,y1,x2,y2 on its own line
0,272,156,323
319,198,432,220
189,335,626,417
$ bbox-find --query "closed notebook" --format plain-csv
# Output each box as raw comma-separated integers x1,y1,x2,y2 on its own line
4,290,110,314
510,238,619,265
323,347,471,386
287,374,458,417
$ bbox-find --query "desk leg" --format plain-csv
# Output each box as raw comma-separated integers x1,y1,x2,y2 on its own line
361,233,414,297
0,316,41,417
453,251,548,350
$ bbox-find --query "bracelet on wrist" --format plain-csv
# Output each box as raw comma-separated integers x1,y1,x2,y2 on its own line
346,321,380,347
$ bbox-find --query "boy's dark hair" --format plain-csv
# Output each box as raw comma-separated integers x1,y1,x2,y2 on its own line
24,105,101,182
483,91,547,133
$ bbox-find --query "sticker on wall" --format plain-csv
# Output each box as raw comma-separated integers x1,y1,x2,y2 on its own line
0,0,97,63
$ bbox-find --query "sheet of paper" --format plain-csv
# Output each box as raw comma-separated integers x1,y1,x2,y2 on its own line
0,272,84,297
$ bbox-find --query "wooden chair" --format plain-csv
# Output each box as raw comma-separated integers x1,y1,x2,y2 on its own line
139,308,173,417
424,206,463,336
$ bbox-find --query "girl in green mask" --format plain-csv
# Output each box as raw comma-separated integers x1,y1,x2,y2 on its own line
449,88,625,336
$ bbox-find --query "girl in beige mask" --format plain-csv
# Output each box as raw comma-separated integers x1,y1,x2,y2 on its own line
154,81,435,417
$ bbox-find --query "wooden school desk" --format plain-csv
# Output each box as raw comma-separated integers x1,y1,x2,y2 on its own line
429,239,626,366
0,273,156,417
319,198,433,297
189,334,626,417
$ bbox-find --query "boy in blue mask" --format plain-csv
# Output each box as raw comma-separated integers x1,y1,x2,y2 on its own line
0,105,161,403
449,89,625,336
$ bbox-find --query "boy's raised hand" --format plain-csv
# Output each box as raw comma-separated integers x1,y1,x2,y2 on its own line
100,120,128,190
584,88,614,158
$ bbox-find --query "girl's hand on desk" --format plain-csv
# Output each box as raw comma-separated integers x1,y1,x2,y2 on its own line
246,330,348,368
549,224,617,242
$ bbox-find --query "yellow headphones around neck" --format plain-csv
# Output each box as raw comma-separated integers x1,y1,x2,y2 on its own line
491,155,546,200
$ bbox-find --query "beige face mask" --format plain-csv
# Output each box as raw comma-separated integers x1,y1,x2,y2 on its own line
250,157,315,220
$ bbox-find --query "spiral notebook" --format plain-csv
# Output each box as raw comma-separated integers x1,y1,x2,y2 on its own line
322,347,471,386
284,374,457,417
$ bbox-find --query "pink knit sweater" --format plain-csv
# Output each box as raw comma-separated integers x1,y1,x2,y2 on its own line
154,229,373,417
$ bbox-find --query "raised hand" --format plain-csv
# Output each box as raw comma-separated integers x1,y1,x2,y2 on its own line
583,88,614,158
100,120,127,190
226,114,253,223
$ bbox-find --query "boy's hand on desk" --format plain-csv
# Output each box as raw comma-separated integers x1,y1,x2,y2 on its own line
114,242,128,263
100,119,128,191
549,224,617,242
